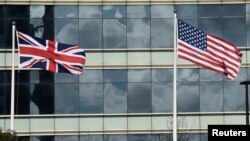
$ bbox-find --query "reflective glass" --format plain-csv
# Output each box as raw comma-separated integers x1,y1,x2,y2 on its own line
103,5,126,18
30,136,54,141
222,18,246,47
55,136,79,141
198,18,222,37
0,19,5,49
104,135,127,141
200,133,208,141
18,136,30,141
0,71,4,83
79,70,103,83
128,134,151,141
128,69,151,82
55,73,79,83
30,19,54,39
152,69,173,82
79,19,102,49
127,5,150,18
152,134,172,141
79,84,103,113
151,5,173,18
104,83,127,113
200,82,223,112
198,4,221,17
175,4,197,17
177,69,199,81
55,19,78,45
200,68,223,81
55,6,78,18
151,19,173,48
103,19,126,48
0,6,4,18
5,5,29,18
247,16,250,47
224,81,245,111
127,19,150,48
178,133,200,141
79,6,102,18
37,71,55,84
30,84,54,114
0,85,4,114
152,83,172,112
104,70,127,82
222,4,245,17
30,5,54,19
55,84,78,114
81,135,103,141
128,83,151,113
177,82,199,112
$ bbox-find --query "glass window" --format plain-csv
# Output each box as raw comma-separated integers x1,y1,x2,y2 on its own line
79,84,103,113
55,84,78,114
128,83,151,113
30,5,54,19
198,18,222,37
30,136,54,141
222,18,246,47
81,135,103,141
127,5,150,18
30,84,54,114
247,16,250,47
200,133,208,141
127,19,150,48
30,19,54,39
175,4,197,18
103,5,126,18
104,83,127,113
177,82,199,112
104,70,127,82
198,4,221,17
151,19,173,48
177,69,199,81
0,19,5,49
79,6,102,18
55,6,78,18
79,19,102,49
55,73,79,83
152,83,172,112
128,69,151,82
128,134,151,141
79,70,103,83
178,133,200,141
55,136,79,141
0,85,5,114
152,134,172,141
200,82,223,112
151,5,174,18
55,19,78,45
5,5,29,18
200,68,224,81
37,71,55,84
222,4,245,17
104,135,127,141
224,81,245,111
0,6,4,18
103,19,126,48
152,69,173,82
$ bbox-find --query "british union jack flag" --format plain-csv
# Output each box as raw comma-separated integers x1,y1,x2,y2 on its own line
17,31,86,74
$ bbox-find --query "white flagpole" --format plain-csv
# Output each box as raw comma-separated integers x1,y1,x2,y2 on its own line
10,21,16,131
173,11,177,141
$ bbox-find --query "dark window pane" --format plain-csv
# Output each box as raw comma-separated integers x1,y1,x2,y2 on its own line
55,6,78,18
177,82,199,112
175,4,197,18
104,135,127,141
152,69,173,82
103,19,126,48
5,5,29,18
222,4,245,17
30,136,55,141
81,135,103,141
104,70,127,82
55,84,78,114
30,19,54,39
104,83,127,113
127,5,150,18
79,6,102,18
79,19,102,49
177,69,199,81
79,70,103,83
55,73,79,83
0,6,4,18
0,85,5,114
200,82,223,112
198,4,221,17
30,84,54,114
222,18,246,47
103,5,126,18
198,18,222,37
0,19,5,49
127,19,150,48
151,19,173,48
18,136,30,141
128,134,151,141
128,69,151,82
178,133,200,141
79,84,103,113
128,83,151,113
224,81,245,111
152,134,172,141
55,19,78,45
55,136,79,141
30,5,54,19
151,5,173,18
152,83,172,112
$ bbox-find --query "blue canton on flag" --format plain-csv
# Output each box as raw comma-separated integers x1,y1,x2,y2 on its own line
178,20,242,80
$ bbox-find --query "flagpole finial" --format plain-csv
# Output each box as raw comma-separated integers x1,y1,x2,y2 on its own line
12,21,15,25
174,10,177,13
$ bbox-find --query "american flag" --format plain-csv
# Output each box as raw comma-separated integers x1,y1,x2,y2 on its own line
17,31,86,74
178,20,242,80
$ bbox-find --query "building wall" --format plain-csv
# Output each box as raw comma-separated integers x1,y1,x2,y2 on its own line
0,2,249,141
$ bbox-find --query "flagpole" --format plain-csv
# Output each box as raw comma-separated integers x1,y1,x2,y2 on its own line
10,21,16,131
173,10,177,141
